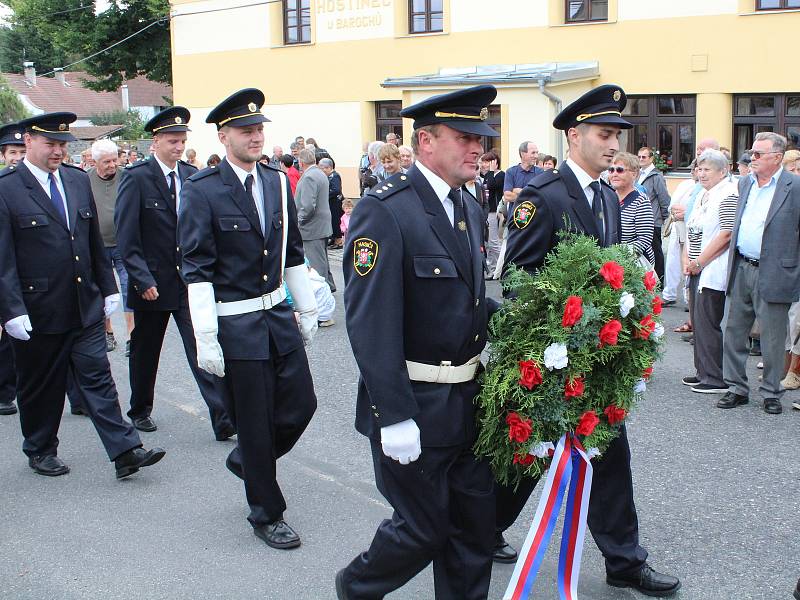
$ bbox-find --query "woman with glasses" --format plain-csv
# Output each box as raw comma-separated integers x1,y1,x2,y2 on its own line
609,152,655,266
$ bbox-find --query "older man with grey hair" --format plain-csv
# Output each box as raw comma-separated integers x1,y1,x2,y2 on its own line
720,132,800,414
503,140,541,204
360,140,385,195
296,149,335,291
89,139,133,351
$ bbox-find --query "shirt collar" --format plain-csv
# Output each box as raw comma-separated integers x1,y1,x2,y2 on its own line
565,157,598,191
641,163,655,177
23,157,59,187
153,154,178,178
749,167,783,188
415,160,453,202
227,159,258,187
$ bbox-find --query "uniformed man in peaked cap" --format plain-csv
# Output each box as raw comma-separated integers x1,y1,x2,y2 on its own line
0,112,165,478
336,85,500,600
0,121,26,416
497,85,681,597
178,89,318,549
115,106,234,440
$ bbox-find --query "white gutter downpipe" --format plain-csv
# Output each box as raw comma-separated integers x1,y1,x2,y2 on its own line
538,79,563,161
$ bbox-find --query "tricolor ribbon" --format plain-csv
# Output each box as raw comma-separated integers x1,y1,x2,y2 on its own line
503,433,594,600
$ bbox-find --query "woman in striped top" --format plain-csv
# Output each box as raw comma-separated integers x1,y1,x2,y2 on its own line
609,152,655,265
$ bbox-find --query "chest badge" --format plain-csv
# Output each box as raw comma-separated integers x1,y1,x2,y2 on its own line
513,200,536,229
353,237,379,276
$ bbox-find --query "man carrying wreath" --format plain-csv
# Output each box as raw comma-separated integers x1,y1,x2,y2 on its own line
498,85,681,597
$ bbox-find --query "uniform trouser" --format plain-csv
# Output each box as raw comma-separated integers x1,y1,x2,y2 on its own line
11,319,141,460
0,333,16,404
662,232,683,302
496,424,648,576
128,300,232,436
723,260,790,402
304,238,335,292
224,343,317,527
340,441,495,600
485,212,501,274
688,275,726,387
65,367,86,411
652,227,665,284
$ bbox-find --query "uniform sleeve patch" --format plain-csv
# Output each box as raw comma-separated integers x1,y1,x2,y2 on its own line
353,237,379,276
513,200,536,229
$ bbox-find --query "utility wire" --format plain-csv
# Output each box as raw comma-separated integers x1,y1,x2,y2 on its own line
171,0,284,18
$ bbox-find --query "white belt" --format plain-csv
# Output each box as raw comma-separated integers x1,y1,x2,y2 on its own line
215,287,287,317
406,355,481,384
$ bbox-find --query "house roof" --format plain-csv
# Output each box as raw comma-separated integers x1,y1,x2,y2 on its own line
71,125,125,140
124,75,171,108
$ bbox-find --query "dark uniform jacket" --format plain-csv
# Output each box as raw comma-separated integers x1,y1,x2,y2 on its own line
343,166,490,448
115,158,196,311
0,162,117,333
504,162,621,274
178,158,305,361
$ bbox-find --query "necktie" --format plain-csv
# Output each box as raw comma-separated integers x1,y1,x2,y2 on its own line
244,174,264,233
589,181,605,241
449,187,471,261
168,171,177,204
48,173,67,225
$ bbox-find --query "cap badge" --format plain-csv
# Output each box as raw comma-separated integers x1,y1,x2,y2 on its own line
479,107,489,121
175,116,183,124
248,103,258,112
612,90,621,102
14,132,21,139
58,123,66,131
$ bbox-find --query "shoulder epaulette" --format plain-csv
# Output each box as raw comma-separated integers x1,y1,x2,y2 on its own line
0,165,18,178
61,162,86,172
126,159,149,170
529,168,561,189
187,166,219,182
261,162,280,173
178,159,197,171
366,172,410,201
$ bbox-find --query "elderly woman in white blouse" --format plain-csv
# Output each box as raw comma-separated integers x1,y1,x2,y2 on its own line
682,149,739,395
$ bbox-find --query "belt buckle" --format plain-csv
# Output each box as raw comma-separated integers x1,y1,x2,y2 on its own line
436,360,452,384
261,293,272,310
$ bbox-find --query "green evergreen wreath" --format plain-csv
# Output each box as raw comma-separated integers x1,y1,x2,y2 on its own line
475,234,664,487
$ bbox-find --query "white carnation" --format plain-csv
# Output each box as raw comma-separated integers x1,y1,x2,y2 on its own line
619,292,635,318
652,323,665,340
543,343,569,370
633,378,647,394
585,447,601,460
529,441,555,458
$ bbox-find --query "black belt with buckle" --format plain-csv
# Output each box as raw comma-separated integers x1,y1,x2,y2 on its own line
739,252,759,267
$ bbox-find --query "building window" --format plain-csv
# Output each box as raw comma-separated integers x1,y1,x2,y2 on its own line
565,0,608,22
756,0,800,10
409,0,443,34
622,95,696,171
480,105,501,155
376,101,403,142
733,94,800,160
283,0,310,45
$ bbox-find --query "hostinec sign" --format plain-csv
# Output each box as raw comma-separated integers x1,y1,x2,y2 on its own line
315,0,393,42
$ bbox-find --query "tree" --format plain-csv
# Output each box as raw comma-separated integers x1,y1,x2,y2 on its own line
0,73,29,122
90,109,149,140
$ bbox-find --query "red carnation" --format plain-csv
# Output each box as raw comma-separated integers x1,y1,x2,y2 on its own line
642,366,654,380
562,295,583,328
644,271,658,292
506,412,533,443
518,360,543,390
637,314,657,339
564,376,585,398
513,453,534,466
598,319,623,347
652,296,663,315
599,261,625,290
575,410,600,437
604,405,627,425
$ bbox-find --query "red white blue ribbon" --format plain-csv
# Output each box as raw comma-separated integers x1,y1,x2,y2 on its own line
503,433,594,600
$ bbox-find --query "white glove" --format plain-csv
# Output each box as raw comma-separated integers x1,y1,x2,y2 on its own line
187,282,225,378
104,293,121,318
5,314,32,341
380,418,421,465
284,264,319,345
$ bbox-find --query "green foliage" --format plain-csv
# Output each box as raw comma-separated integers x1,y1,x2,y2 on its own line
90,109,148,139
475,233,664,488
0,73,29,121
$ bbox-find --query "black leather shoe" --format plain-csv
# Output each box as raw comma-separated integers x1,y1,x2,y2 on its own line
492,532,518,563
133,416,157,432
0,400,17,415
681,375,700,386
763,399,783,414
114,446,165,479
661,299,676,307
225,453,244,479
717,391,749,409
215,423,236,441
28,454,69,476
607,563,681,597
70,405,86,416
793,577,799,600
335,569,350,600
253,520,301,549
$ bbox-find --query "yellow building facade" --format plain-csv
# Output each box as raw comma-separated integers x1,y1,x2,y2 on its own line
169,0,800,195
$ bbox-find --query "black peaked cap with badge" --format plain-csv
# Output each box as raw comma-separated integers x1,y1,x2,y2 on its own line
0,122,25,147
399,84,500,137
145,106,191,134
206,88,270,130
17,112,77,142
553,84,633,131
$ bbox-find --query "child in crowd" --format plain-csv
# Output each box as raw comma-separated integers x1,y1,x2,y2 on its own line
340,198,354,244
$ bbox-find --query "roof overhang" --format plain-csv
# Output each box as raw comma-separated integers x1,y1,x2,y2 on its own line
381,61,599,89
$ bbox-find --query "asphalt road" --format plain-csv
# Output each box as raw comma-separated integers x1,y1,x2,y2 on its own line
1,257,798,600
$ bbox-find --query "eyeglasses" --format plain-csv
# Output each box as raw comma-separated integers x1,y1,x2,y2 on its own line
746,149,782,160
607,166,627,174
637,155,650,160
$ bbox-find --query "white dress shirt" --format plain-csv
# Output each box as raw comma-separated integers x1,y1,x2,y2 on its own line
415,160,455,226
153,154,182,213
227,159,265,232
638,163,655,185
736,168,783,260
24,158,69,228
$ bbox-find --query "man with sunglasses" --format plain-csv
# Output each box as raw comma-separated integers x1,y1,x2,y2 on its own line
637,147,671,282
719,131,800,415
